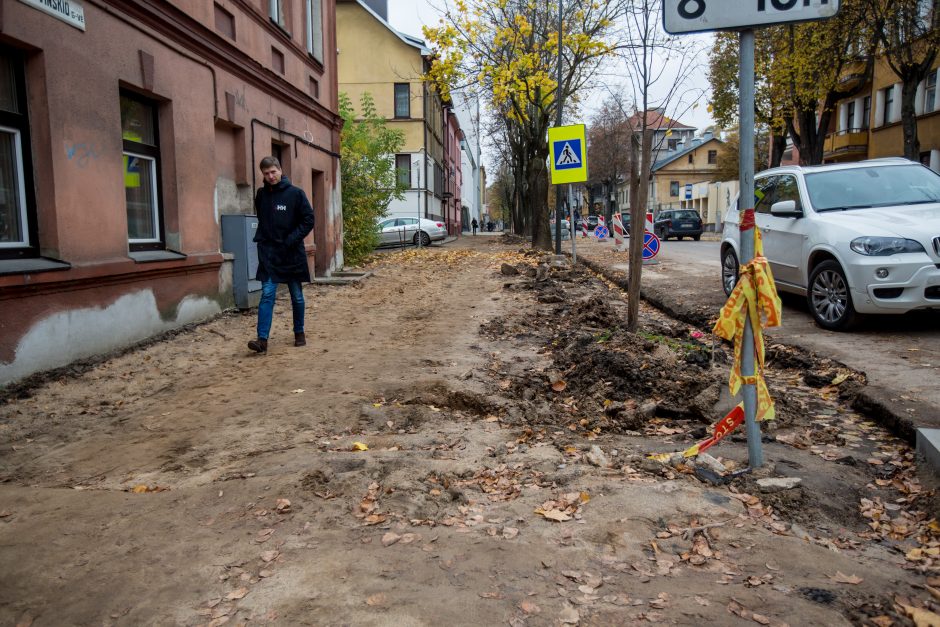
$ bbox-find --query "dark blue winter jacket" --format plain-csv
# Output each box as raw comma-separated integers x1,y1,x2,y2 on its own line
253,176,315,283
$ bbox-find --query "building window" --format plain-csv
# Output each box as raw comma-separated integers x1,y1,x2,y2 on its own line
846,101,855,130
395,154,411,188
394,83,410,118
925,72,937,113
306,0,323,62
0,48,35,257
688,153,694,164
883,86,894,126
269,0,285,28
862,96,871,129
272,47,285,74
214,4,236,40
309,76,319,99
707,150,717,164
667,138,678,151
669,181,680,197
121,92,162,247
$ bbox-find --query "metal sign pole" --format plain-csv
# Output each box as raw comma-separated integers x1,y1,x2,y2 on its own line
569,185,577,263
553,0,564,254
738,28,762,468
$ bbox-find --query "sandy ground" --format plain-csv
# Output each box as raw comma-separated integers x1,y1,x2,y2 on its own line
0,236,937,626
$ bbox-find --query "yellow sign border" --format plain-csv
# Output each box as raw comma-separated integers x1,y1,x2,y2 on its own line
548,124,588,184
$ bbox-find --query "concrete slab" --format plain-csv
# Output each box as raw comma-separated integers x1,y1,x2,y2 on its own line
312,270,373,286
915,429,940,474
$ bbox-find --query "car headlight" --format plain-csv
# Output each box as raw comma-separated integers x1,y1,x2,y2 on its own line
850,236,926,256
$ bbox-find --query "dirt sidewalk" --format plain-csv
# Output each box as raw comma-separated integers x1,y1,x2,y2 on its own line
0,236,937,626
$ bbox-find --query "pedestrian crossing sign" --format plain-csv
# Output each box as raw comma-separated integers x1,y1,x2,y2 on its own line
548,124,588,184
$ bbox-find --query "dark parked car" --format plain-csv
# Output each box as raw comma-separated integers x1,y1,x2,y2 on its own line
654,209,703,241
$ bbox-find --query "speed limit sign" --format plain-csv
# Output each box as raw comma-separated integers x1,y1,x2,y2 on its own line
663,0,840,34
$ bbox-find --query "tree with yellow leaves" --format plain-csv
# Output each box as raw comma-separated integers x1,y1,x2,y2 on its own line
423,0,624,250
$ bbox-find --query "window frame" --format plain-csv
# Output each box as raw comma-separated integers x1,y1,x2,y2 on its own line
707,150,718,164
394,83,410,119
883,86,894,126
862,95,871,129
846,100,856,130
269,0,285,28
925,72,937,114
305,0,324,63
669,181,680,197
395,154,411,188
120,91,164,250
0,47,38,259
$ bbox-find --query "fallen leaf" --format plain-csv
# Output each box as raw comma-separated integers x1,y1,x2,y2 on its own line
519,600,541,614
352,442,369,451
226,587,249,600
870,617,893,627
366,593,388,606
259,570,273,578
694,596,710,606
260,550,279,563
538,508,572,522
275,498,291,512
291,389,305,394
832,572,863,585
382,532,402,547
899,603,940,627
479,591,503,599
552,380,568,392
502,527,519,539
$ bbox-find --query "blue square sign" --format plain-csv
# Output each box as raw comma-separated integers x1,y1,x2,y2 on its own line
553,139,583,171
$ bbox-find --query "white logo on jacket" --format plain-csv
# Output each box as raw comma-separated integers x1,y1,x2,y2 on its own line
276,204,287,211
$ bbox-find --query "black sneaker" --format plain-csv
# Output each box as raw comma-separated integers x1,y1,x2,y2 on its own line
294,333,306,347
248,338,268,353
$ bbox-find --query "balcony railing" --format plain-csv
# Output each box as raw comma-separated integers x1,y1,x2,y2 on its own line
824,128,869,159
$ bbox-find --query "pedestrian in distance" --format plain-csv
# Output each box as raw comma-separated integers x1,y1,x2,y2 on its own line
471,218,478,235
247,156,315,354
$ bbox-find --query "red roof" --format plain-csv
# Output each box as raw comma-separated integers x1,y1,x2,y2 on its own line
627,110,696,131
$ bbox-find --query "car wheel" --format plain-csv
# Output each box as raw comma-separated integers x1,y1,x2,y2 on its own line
807,260,858,330
414,231,432,247
693,234,701,241
721,248,739,296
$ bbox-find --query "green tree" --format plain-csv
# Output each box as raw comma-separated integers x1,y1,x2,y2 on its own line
424,0,622,250
339,92,406,266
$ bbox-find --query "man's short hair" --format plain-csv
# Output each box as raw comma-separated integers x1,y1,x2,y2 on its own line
260,156,281,171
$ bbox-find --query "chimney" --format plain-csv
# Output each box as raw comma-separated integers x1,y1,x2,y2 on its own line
362,0,388,20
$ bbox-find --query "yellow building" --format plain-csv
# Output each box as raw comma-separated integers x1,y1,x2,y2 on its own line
826,56,940,170
649,134,724,215
336,0,448,222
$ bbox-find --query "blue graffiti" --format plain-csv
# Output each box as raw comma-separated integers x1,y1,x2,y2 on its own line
65,141,100,168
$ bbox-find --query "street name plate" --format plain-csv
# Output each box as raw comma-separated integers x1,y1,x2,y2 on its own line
663,0,839,34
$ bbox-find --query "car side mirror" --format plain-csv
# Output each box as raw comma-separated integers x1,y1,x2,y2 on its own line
770,200,802,217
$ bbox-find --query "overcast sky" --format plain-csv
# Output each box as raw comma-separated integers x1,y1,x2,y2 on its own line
386,0,716,163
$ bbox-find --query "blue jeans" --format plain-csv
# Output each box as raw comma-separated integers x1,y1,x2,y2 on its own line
257,279,305,340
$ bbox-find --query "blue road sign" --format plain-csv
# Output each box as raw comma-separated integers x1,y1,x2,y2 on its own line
642,231,661,260
553,139,583,171
594,225,609,240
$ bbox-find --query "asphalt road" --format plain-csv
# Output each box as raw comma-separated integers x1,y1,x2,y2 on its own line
645,238,940,431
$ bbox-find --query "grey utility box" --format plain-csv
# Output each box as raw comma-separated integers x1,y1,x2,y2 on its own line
221,214,261,310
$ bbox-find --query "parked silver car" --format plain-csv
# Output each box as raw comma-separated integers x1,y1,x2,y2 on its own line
720,158,940,330
376,217,447,247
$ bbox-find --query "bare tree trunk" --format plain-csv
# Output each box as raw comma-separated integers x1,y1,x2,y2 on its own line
529,147,552,250
900,79,921,160
770,133,787,168
626,130,651,332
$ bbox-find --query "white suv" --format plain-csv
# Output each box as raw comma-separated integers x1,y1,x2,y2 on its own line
720,158,940,330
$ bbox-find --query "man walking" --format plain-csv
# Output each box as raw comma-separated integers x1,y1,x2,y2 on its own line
248,157,315,354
